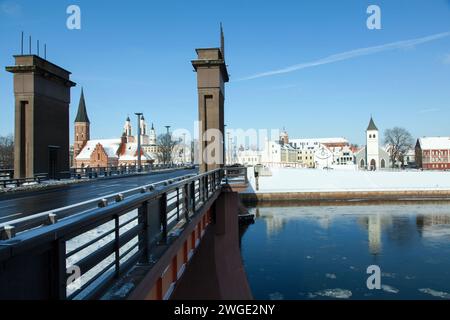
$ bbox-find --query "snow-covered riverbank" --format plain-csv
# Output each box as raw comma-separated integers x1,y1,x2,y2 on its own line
244,167,450,193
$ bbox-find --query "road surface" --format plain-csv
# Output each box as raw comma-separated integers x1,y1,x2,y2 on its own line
0,169,196,224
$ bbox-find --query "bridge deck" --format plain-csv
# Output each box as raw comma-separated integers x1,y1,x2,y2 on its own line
0,169,196,224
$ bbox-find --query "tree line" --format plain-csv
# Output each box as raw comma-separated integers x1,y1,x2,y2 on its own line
0,135,14,169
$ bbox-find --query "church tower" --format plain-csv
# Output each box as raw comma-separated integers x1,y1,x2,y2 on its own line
139,115,149,145
366,116,379,170
149,123,157,146
74,89,90,159
280,128,289,145
124,116,132,137
140,115,147,136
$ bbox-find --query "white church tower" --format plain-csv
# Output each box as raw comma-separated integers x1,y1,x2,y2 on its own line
366,117,379,170
149,123,157,146
139,115,149,145
124,116,132,137
140,115,147,136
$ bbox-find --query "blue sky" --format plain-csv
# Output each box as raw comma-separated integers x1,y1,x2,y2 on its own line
0,0,449,145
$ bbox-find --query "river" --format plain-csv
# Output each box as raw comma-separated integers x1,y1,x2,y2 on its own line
240,202,450,300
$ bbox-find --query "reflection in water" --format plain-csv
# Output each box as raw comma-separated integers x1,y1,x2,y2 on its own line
368,215,382,255
240,203,450,300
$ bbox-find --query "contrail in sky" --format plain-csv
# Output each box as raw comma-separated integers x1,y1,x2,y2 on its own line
237,31,450,81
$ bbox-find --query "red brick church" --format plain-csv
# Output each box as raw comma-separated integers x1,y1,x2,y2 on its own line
73,90,155,168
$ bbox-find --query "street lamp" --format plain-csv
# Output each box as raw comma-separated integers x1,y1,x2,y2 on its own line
135,113,143,172
182,133,187,164
224,124,227,166
165,126,171,165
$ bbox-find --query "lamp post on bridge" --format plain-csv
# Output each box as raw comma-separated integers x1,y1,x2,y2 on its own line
135,113,143,172
224,124,227,166
165,126,171,165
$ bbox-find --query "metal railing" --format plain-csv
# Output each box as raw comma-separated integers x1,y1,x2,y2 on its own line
0,169,14,180
70,163,192,180
0,169,230,300
0,173,197,240
1,174,49,188
224,166,248,185
0,164,193,188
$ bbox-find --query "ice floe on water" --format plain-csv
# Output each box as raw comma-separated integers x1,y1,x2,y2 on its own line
325,273,337,279
269,292,284,300
314,289,352,299
381,285,400,294
419,288,450,299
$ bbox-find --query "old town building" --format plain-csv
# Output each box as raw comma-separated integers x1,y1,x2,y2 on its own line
73,91,154,168
415,137,450,170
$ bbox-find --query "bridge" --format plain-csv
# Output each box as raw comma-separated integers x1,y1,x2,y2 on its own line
0,167,251,300
0,26,254,300
0,166,196,223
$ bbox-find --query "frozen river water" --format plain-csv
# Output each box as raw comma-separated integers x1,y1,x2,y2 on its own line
240,202,450,300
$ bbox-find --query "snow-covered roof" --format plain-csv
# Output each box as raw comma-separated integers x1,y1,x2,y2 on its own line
290,137,349,145
76,139,121,160
281,144,296,150
120,143,154,161
418,137,450,150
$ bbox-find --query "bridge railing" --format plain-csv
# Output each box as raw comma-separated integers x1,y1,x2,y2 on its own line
70,163,191,180
0,172,197,240
0,174,49,188
0,168,223,300
224,166,248,185
0,164,193,189
0,169,14,180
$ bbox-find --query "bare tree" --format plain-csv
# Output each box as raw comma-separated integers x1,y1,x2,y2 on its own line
156,133,179,165
0,135,14,169
384,127,414,168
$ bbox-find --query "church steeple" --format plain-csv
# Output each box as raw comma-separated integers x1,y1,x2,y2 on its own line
367,116,378,131
74,88,90,160
75,88,90,123
124,115,132,137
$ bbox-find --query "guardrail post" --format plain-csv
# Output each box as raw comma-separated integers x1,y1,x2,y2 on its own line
176,188,180,222
138,201,150,264
114,215,120,277
1,225,16,240
205,175,209,200
190,181,196,213
159,193,168,244
184,183,191,222
50,239,67,300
